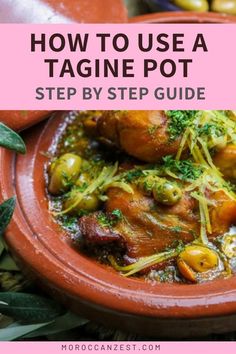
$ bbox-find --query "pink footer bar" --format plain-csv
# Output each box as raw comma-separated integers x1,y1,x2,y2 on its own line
0,342,235,354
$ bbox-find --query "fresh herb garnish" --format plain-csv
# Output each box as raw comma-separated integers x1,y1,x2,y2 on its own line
60,215,78,232
111,209,123,220
61,171,75,190
97,209,123,228
124,169,143,182
162,155,202,181
197,123,226,137
170,226,183,233
97,213,110,228
76,182,89,193
166,110,197,140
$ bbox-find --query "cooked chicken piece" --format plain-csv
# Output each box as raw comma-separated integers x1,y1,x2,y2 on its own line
213,144,236,180
79,186,236,261
209,189,236,238
105,187,198,258
79,212,122,245
84,110,181,163
80,186,198,259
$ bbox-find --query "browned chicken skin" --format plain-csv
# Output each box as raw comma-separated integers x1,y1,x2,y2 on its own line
87,111,236,180
92,110,181,163
105,186,198,258
79,185,236,261
213,144,236,180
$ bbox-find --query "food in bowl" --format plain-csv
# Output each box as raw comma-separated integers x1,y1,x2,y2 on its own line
46,110,236,284
145,0,236,15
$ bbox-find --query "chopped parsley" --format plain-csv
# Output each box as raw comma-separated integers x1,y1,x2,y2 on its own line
60,215,78,233
166,110,197,140
97,213,110,228
124,169,143,182
163,155,202,181
97,209,123,228
166,240,185,253
76,182,89,193
197,123,226,137
170,226,183,233
111,209,123,220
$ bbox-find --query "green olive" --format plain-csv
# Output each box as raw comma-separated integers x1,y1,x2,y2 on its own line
211,0,236,15
48,153,82,195
152,180,182,206
64,192,100,215
173,0,209,11
79,194,100,211
137,175,157,196
177,245,219,282
75,172,91,188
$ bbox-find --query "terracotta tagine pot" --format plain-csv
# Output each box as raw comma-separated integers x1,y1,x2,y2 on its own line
0,111,53,131
1,111,236,338
0,0,127,24
1,12,236,338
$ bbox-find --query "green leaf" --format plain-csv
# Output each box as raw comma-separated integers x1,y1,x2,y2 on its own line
24,312,89,338
0,293,65,323
0,252,19,271
0,239,4,257
0,197,16,235
0,322,52,341
0,123,26,154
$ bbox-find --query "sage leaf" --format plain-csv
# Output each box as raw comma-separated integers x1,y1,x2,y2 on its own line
0,322,52,341
0,293,65,323
0,123,26,154
24,311,89,338
0,197,16,235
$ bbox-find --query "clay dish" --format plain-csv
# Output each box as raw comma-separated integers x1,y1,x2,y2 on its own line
0,0,127,24
1,109,236,338
129,11,236,23
0,111,53,131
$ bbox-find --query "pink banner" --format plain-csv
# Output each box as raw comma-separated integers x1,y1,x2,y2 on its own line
0,24,235,109
0,342,235,354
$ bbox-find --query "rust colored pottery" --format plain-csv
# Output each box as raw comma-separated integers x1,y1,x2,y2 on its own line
0,111,53,131
1,111,236,338
129,11,236,23
0,0,127,23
